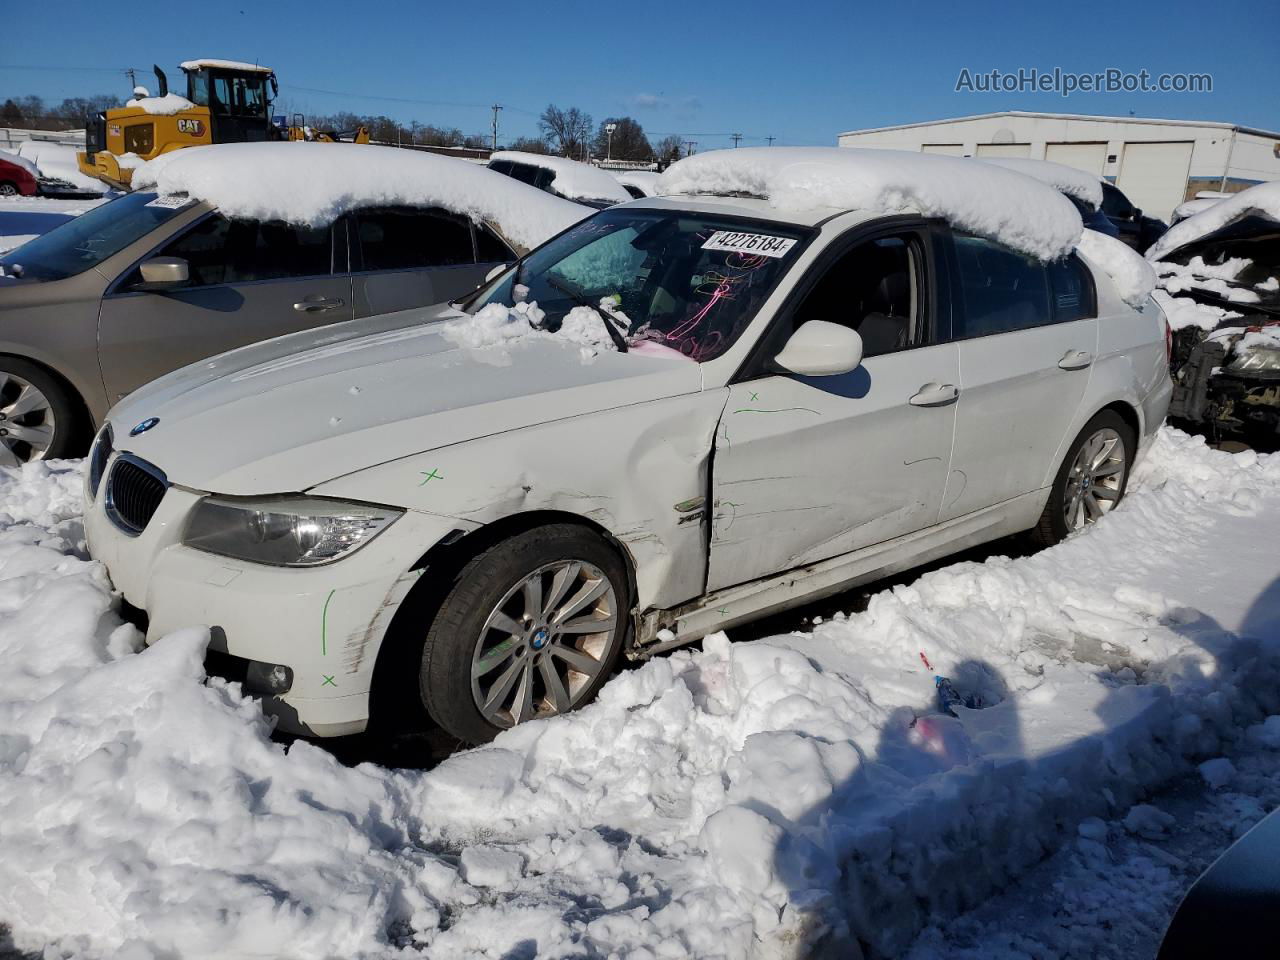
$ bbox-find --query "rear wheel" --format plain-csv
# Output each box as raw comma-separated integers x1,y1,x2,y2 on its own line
418,524,630,744
0,182,18,197
0,359,79,463
1031,410,1134,547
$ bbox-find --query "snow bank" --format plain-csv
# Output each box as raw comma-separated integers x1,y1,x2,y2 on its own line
3,430,1280,959
125,93,197,116
133,142,591,252
1077,228,1157,307
489,151,632,204
658,147,1083,260
982,156,1104,209
1147,181,1280,262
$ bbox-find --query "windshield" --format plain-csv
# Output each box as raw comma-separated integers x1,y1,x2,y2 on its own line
0,192,192,281
468,209,809,361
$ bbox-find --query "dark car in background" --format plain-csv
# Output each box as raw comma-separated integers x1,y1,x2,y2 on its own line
1102,181,1168,252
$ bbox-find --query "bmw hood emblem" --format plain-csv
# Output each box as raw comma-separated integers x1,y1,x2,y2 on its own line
130,417,160,437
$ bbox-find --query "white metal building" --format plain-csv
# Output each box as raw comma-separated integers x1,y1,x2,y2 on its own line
836,111,1280,221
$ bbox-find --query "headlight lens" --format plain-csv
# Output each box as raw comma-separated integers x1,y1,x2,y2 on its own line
1226,345,1280,375
86,423,113,501
183,496,403,566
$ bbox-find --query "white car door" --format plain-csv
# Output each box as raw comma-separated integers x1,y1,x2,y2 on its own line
938,233,1099,522
707,227,960,592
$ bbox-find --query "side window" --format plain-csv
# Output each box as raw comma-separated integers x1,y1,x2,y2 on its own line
792,234,923,358
159,214,331,286
950,234,1052,338
474,223,515,264
354,208,475,272
1046,254,1096,324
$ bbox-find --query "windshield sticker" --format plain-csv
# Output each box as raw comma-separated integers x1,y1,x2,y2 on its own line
701,231,797,258
144,195,195,210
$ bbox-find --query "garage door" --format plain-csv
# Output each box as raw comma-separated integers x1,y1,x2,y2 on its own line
921,144,965,156
1117,141,1194,222
976,143,1031,158
1045,142,1108,177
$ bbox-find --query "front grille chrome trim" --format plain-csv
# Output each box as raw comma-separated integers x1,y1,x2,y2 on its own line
104,453,170,537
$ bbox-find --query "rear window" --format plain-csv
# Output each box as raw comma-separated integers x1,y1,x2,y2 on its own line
0,192,190,281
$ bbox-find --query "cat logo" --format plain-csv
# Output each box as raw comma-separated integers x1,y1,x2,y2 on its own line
177,118,205,137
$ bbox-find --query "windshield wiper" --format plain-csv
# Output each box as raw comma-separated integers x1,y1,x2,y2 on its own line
545,275,629,353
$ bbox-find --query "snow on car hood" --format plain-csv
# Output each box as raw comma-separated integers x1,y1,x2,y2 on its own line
131,142,591,252
657,147,1082,260
1147,181,1280,262
107,309,701,495
489,151,632,204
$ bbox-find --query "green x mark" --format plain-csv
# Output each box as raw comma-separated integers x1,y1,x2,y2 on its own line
419,468,444,486
748,391,760,402
321,675,337,687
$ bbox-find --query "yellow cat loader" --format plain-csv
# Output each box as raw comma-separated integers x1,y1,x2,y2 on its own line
77,61,369,190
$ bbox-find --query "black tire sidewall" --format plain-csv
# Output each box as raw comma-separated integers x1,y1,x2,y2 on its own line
1044,410,1136,543
0,358,80,459
419,524,631,744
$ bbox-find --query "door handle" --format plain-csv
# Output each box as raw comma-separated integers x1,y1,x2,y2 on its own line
293,296,345,313
1058,350,1093,370
909,382,960,407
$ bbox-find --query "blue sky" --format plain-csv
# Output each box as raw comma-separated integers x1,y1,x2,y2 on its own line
4,0,1278,148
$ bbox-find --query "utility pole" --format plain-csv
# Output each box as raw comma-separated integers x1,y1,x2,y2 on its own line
731,132,742,148
491,104,502,152
766,135,776,147
684,140,697,157
605,122,617,161
125,68,136,89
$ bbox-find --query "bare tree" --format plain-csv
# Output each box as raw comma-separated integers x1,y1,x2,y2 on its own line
506,136,550,154
654,134,684,163
591,117,652,161
538,104,593,158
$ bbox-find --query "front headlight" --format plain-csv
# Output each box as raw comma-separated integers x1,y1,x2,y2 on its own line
1226,346,1280,376
183,496,403,567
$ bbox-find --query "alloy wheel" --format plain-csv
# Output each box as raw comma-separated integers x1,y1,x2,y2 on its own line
0,373,55,465
1064,426,1126,531
0,184,17,197
470,559,619,728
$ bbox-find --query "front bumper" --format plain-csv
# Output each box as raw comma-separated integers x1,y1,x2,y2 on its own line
84,452,473,737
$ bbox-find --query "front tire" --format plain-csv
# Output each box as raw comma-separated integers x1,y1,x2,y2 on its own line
419,524,630,744
0,182,18,197
0,359,80,463
1031,410,1135,547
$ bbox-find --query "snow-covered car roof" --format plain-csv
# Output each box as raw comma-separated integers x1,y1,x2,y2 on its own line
612,170,661,197
1147,181,1280,262
489,151,632,205
131,142,592,253
179,59,274,74
979,157,1104,211
657,147,1082,261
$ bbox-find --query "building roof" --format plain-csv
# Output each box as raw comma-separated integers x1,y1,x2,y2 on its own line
838,111,1280,141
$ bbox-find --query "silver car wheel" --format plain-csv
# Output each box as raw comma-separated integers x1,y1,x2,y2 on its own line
0,372,55,465
0,183,17,197
470,559,619,728
1064,426,1125,531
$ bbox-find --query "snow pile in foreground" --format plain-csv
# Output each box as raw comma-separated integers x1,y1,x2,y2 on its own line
133,142,591,252
659,147,1082,260
15,141,110,194
981,156,1104,209
2,430,1280,959
125,93,197,116
490,151,632,204
1147,180,1280,261
1078,228,1157,307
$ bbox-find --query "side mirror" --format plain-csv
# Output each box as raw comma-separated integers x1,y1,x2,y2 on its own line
774,320,863,377
135,256,189,290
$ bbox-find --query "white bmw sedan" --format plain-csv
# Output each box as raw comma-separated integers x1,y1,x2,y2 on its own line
85,152,1172,744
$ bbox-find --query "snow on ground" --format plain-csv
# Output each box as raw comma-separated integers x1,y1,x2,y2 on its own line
658,147,1082,260
0,195,109,254
134,142,591,252
490,151,632,205
1,428,1278,959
